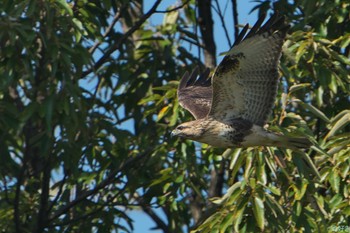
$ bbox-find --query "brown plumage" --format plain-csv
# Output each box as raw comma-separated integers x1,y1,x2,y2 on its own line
172,13,311,150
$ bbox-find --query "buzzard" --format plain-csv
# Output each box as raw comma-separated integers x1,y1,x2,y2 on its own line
171,13,311,149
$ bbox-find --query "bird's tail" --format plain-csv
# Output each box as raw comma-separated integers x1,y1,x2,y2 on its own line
268,133,312,150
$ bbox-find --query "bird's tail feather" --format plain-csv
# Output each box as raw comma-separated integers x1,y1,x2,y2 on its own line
284,136,312,149
269,133,312,150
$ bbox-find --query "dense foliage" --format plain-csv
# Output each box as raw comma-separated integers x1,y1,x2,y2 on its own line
0,0,349,232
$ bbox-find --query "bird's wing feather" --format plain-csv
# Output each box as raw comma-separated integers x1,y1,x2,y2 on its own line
177,67,212,119
209,13,289,126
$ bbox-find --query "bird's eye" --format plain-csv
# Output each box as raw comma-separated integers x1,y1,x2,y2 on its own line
177,125,186,130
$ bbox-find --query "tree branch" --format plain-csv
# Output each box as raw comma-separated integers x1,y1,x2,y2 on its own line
49,148,153,222
14,161,26,233
88,9,124,54
155,0,190,13
36,155,51,232
47,173,67,213
213,0,232,47
197,0,216,68
231,0,239,40
81,0,163,78
139,198,169,233
208,160,225,198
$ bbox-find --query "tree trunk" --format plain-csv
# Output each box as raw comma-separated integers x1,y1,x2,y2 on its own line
197,0,216,68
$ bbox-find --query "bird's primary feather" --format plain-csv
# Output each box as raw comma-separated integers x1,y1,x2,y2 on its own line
177,67,212,119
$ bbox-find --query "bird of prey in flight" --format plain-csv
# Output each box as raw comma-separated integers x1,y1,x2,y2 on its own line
171,13,311,149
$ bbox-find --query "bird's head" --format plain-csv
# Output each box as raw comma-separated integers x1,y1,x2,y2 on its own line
171,121,206,140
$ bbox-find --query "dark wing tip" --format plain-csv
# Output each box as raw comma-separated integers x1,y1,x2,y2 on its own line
195,68,211,87
179,66,211,90
234,23,249,46
233,12,290,47
179,71,190,90
179,66,199,90
244,13,266,39
186,66,200,86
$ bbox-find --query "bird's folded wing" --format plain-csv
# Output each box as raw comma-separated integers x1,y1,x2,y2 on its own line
209,13,290,126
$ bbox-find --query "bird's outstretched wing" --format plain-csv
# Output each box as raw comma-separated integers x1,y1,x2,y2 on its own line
177,67,212,119
209,13,290,126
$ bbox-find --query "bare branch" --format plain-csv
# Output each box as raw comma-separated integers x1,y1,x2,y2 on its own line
48,188,128,229
14,161,27,233
197,0,216,68
88,9,124,54
208,160,225,198
179,35,203,48
213,0,232,47
49,148,153,222
231,0,239,40
81,0,163,78
49,205,105,228
47,173,68,213
139,198,169,233
36,156,51,232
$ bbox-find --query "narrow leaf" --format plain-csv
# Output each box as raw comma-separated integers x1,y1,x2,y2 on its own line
325,112,350,140
289,83,311,94
294,99,330,123
252,197,265,231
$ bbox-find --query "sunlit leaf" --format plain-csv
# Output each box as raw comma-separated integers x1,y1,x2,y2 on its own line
252,197,265,231
325,112,350,140
294,99,330,123
289,83,311,94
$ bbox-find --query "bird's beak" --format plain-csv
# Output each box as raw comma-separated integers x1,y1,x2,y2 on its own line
171,129,179,137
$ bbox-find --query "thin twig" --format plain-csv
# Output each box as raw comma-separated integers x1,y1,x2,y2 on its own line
155,0,190,13
48,148,153,222
47,173,67,213
89,9,124,54
179,36,203,48
49,205,105,228
213,0,232,47
48,187,127,228
81,0,163,79
194,3,201,66
137,196,169,232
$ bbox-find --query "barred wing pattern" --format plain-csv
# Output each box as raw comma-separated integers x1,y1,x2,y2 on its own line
209,14,289,126
177,67,212,119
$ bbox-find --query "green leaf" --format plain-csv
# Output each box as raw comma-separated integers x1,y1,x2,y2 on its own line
252,197,265,231
212,182,242,205
164,10,179,25
295,99,330,123
55,0,73,15
244,153,254,180
229,148,243,178
289,83,311,94
295,40,309,63
329,194,342,211
325,112,350,139
157,106,170,122
265,193,284,216
329,170,340,193
220,212,233,233
265,185,281,196
293,178,309,200
340,33,350,48
233,198,248,232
